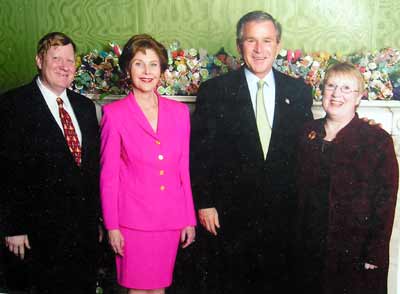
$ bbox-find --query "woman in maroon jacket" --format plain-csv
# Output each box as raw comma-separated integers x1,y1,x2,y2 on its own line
295,62,398,294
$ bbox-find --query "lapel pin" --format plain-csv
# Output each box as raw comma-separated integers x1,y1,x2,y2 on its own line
308,131,317,140
285,98,290,104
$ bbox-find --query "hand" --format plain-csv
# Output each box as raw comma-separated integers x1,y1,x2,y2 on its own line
5,235,31,260
198,208,220,236
361,117,382,128
108,229,124,256
180,226,196,248
364,263,378,270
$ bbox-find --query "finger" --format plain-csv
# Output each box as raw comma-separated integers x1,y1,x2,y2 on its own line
19,245,25,260
190,229,196,241
200,219,208,230
120,235,124,249
24,237,31,250
118,238,124,256
181,233,193,249
214,214,220,229
180,230,186,244
181,238,190,248
203,216,212,233
12,245,19,256
113,242,121,255
208,219,217,236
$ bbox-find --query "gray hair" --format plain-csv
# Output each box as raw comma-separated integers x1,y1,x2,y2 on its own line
236,11,282,44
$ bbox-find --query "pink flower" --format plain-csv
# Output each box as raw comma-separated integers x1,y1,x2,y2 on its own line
294,49,302,62
287,50,293,63
109,42,122,57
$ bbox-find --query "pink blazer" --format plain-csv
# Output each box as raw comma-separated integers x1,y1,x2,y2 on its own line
100,92,196,231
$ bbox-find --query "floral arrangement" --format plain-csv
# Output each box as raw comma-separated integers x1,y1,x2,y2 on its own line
73,42,130,98
72,41,240,98
273,49,338,100
158,41,241,96
274,47,400,101
72,41,400,101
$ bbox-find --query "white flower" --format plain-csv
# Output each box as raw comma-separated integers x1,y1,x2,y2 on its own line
177,63,187,73
371,70,381,80
188,48,198,57
192,72,200,81
199,48,208,59
200,69,209,79
187,59,198,70
368,62,377,70
363,71,371,80
279,49,287,57
368,92,377,100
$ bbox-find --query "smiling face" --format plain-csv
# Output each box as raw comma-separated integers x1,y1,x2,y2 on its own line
237,20,281,79
322,74,363,122
129,48,161,94
35,44,76,96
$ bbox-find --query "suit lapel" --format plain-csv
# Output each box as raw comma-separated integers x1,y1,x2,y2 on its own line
272,69,284,134
127,92,160,140
28,81,86,168
266,69,296,163
233,69,264,162
29,81,70,146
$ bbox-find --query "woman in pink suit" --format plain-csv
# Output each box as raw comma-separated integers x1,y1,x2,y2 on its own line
100,34,196,294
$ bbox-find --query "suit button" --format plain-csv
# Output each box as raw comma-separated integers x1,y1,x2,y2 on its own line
158,154,164,160
160,185,165,191
155,140,161,145
160,170,165,175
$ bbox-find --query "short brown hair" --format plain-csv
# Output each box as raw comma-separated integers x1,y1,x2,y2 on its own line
236,11,282,44
323,62,365,93
37,32,76,58
119,34,168,75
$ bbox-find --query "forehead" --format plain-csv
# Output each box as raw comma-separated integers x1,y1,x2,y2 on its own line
132,48,159,60
242,20,277,37
326,72,359,84
44,44,75,57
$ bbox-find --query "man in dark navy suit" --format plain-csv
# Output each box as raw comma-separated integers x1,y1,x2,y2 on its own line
177,11,314,294
0,32,100,294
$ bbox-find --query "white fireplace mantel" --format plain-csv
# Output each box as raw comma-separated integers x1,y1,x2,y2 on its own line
90,94,400,294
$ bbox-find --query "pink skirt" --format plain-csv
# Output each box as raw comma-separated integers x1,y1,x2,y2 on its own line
116,227,181,290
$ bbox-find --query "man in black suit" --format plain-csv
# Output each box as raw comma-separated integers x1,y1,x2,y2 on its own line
188,11,313,293
0,32,100,293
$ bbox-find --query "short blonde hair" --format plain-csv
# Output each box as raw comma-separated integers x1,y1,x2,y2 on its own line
323,62,365,93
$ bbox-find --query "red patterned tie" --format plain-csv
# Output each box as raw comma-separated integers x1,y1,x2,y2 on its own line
56,97,82,166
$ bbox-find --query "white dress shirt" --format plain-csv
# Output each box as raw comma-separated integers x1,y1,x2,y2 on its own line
36,77,82,144
244,68,276,126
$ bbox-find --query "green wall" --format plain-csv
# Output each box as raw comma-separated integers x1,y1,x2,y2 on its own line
1,0,400,92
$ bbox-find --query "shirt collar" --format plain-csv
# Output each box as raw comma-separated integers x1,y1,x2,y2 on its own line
36,76,68,101
244,68,275,87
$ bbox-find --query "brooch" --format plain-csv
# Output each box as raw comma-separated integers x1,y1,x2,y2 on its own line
308,131,317,140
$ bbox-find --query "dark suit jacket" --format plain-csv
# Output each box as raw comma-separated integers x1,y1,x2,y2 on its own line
188,67,313,292
0,79,100,292
295,116,398,294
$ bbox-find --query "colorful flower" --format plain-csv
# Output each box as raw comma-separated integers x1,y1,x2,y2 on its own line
73,42,400,101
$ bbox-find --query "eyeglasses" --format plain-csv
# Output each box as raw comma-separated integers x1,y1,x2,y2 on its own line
324,83,359,94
